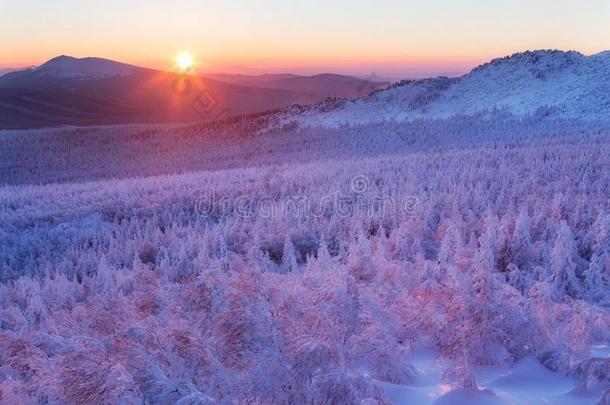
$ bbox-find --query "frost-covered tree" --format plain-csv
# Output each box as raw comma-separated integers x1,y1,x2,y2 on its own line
0,116,609,402
550,221,582,301
511,207,533,269
584,254,605,302
281,235,298,273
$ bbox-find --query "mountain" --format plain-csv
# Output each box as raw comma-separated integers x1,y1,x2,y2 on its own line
34,55,135,78
5,50,608,130
0,56,386,129
204,72,389,99
279,50,610,127
0,66,37,78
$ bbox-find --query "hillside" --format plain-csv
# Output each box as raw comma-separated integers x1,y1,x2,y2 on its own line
2,115,602,186
280,50,610,127
1,50,609,404
1,117,609,404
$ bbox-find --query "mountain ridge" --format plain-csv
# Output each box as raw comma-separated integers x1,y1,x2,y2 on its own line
278,49,610,127
0,55,388,129
3,50,610,129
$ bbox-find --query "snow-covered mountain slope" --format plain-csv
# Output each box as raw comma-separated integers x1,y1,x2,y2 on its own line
282,50,610,127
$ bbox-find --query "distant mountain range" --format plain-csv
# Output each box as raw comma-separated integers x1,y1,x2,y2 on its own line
0,56,388,129
278,50,610,127
3,50,609,130
203,73,388,99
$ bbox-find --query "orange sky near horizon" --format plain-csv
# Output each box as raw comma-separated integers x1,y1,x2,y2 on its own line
2,0,609,77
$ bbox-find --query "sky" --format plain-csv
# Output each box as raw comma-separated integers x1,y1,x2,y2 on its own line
1,0,610,77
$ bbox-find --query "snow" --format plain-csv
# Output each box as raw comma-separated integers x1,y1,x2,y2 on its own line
1,50,610,403
281,50,610,128
376,351,609,405
1,117,609,403
592,345,610,358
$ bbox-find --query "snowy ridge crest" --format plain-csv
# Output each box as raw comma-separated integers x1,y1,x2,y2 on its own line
280,49,610,128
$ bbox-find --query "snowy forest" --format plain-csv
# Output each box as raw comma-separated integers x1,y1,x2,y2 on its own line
0,116,609,404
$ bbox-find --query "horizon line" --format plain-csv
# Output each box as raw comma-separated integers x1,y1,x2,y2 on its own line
2,47,609,79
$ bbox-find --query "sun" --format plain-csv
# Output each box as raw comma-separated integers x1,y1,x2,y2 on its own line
176,53,193,72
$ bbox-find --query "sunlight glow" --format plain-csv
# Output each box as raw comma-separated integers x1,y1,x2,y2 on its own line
176,53,193,71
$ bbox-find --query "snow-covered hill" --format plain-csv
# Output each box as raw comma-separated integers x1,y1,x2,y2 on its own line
1,50,610,403
1,120,609,404
282,50,610,127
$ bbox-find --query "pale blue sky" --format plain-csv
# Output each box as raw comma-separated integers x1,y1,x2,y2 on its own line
1,0,609,76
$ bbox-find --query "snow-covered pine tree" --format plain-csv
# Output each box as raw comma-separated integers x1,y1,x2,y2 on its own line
584,254,605,302
512,207,533,269
281,235,298,273
550,221,582,301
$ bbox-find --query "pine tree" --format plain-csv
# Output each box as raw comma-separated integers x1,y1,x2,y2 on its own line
584,254,605,301
507,263,530,295
594,214,610,254
438,221,463,266
476,224,497,273
347,231,376,282
550,221,581,301
512,207,532,268
317,233,332,269
248,227,263,268
96,253,114,292
463,231,511,365
282,235,298,273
